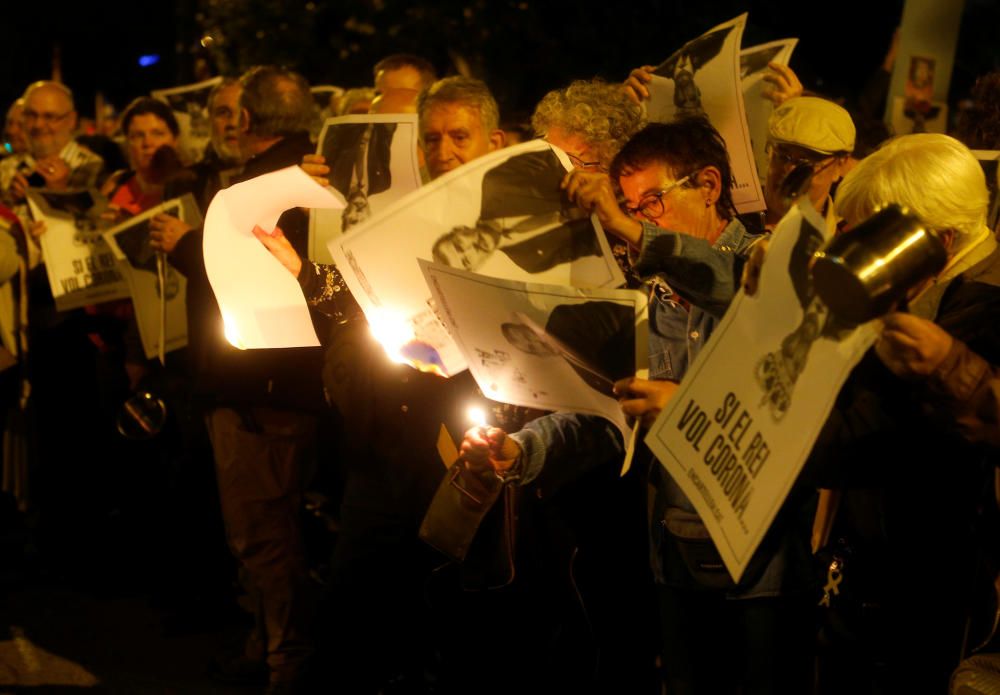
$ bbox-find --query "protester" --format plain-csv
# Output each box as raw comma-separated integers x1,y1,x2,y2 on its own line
161,65,324,695
802,133,1000,693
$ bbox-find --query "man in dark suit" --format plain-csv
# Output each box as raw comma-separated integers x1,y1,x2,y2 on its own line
501,300,635,398
431,148,600,272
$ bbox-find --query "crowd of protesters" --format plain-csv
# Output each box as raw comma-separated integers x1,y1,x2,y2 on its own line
0,27,999,695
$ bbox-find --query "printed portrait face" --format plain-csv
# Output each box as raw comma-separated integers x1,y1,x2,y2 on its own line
434,224,500,270
501,322,556,357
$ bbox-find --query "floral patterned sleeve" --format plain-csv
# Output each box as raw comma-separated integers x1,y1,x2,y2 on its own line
297,260,361,321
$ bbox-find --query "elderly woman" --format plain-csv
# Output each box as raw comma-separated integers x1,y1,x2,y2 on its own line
798,133,1000,693
103,97,181,215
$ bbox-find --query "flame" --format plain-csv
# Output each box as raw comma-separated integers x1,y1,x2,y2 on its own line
368,309,449,377
467,406,487,427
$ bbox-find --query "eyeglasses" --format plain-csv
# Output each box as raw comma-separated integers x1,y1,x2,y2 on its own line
22,109,72,125
566,152,608,173
622,173,693,220
766,142,832,170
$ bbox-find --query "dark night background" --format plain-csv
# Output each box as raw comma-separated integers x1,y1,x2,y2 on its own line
1,0,997,125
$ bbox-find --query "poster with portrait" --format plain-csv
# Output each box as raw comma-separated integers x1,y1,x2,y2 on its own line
328,139,625,376
26,188,129,311
740,38,798,181
422,259,646,440
310,85,345,140
644,202,878,581
102,195,201,360
645,13,765,213
152,77,223,165
889,96,948,135
308,114,423,264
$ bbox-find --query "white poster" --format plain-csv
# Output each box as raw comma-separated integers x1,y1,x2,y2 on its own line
152,77,223,165
204,166,345,350
422,259,646,440
972,150,1000,233
740,38,798,182
329,139,624,376
309,114,423,264
26,189,129,311
102,196,201,360
646,13,765,214
644,202,878,581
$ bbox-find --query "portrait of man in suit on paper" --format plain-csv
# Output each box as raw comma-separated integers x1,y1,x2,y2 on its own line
321,121,397,231
500,300,635,399
431,148,601,274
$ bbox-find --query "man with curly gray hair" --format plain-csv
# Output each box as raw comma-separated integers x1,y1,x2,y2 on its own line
531,79,645,171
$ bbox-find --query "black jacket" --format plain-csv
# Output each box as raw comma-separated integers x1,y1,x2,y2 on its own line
170,132,327,411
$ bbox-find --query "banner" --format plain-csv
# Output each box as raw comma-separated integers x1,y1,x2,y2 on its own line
26,189,128,311
102,195,201,359
644,202,878,581
309,114,423,263
329,139,623,375
422,259,646,439
645,14,765,213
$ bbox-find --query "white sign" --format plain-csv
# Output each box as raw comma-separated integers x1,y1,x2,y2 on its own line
644,202,878,581
740,38,798,182
309,114,423,263
26,189,129,311
203,166,345,350
646,13,765,214
102,196,201,360
422,259,646,439
329,139,624,376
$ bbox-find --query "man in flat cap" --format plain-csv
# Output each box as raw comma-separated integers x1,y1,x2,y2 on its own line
763,96,855,232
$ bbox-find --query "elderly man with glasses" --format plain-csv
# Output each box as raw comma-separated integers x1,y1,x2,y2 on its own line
0,81,104,208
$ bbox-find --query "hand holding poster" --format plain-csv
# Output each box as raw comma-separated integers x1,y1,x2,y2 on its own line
26,188,129,311
203,166,345,350
329,139,624,376
421,259,646,439
645,13,765,214
644,202,878,581
102,195,202,360
740,39,798,182
308,114,423,263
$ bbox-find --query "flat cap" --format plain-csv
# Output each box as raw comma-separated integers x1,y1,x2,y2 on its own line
768,96,855,155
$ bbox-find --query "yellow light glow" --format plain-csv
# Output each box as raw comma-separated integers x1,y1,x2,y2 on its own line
368,308,415,364
467,406,487,427
222,312,246,350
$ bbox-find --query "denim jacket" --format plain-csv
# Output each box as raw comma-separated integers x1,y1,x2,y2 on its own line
510,218,801,597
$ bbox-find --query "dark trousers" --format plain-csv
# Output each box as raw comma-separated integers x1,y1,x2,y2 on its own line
207,406,317,684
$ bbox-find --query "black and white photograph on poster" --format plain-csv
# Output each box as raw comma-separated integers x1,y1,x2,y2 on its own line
328,139,624,375
421,258,646,440
152,77,223,164
645,14,765,213
103,195,202,360
740,39,797,181
25,188,129,311
643,202,878,581
308,114,422,264
972,150,1000,232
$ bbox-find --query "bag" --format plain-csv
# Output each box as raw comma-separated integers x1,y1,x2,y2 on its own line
419,459,505,562
663,507,735,590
